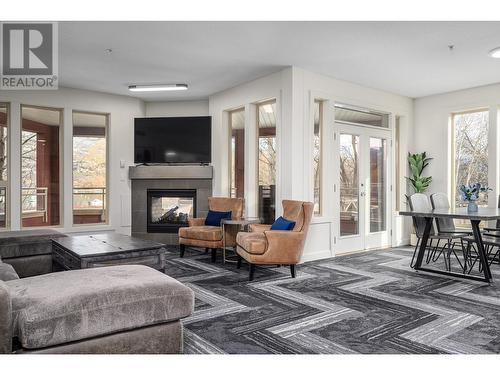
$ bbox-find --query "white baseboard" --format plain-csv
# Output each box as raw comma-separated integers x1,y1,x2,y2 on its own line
300,250,333,263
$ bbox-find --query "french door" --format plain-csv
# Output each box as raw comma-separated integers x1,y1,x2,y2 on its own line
336,124,392,254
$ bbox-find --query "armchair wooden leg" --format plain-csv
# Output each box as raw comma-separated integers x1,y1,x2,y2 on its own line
205,248,209,254
180,244,186,258
237,256,242,269
211,248,217,263
249,264,255,281
290,264,296,278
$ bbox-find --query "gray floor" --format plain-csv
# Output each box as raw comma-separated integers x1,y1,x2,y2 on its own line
164,246,500,354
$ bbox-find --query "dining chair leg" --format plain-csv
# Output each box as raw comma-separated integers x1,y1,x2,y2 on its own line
449,241,464,270
465,241,472,272
458,238,467,273
445,240,451,271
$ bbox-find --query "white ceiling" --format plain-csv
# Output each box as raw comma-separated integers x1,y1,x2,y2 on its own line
59,21,500,100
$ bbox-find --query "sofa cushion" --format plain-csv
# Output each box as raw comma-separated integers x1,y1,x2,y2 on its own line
236,232,267,255
179,225,223,242
0,229,66,259
6,265,194,349
0,261,19,281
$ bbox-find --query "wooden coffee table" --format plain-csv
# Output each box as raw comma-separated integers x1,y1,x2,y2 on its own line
52,233,167,271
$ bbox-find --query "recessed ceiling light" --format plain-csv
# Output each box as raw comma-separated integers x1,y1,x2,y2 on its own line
128,84,188,92
489,47,500,58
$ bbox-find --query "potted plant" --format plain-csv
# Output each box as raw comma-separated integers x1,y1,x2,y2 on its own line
459,183,491,212
406,152,432,195
406,152,432,245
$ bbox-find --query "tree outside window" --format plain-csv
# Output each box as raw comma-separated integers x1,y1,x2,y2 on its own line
453,110,489,208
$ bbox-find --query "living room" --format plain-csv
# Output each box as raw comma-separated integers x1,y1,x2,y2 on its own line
2,1,500,374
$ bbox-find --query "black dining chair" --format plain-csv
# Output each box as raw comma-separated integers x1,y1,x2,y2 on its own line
408,193,466,270
430,192,470,271
463,195,500,269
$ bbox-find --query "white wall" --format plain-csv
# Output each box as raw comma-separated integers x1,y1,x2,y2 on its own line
0,87,145,234
414,83,500,208
145,100,209,117
209,66,414,262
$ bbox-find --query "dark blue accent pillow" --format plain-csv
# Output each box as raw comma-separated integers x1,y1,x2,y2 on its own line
271,216,296,231
205,210,232,226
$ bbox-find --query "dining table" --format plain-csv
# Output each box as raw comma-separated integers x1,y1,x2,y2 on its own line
399,207,500,283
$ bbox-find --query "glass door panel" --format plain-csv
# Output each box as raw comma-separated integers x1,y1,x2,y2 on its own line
369,137,387,233
339,134,360,236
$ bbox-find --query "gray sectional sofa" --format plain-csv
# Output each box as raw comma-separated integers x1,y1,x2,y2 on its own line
0,230,194,354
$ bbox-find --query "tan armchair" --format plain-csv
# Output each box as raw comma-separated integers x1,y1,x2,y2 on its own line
178,197,244,262
236,200,313,281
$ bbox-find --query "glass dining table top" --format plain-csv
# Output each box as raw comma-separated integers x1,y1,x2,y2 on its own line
399,207,500,221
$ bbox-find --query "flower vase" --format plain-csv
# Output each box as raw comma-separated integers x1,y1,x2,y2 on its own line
467,201,478,213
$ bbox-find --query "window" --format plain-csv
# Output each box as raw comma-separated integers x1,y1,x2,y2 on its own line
452,110,489,208
257,100,276,224
313,100,322,215
335,104,389,128
228,108,245,199
0,103,8,228
395,116,401,211
73,112,108,225
21,106,62,228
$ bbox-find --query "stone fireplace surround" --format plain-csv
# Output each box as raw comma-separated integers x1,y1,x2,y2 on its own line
130,165,213,245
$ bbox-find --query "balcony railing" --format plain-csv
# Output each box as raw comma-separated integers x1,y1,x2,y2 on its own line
0,186,6,216
22,187,48,222
73,187,106,211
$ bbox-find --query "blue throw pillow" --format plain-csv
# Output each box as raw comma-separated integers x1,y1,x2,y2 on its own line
205,210,232,226
271,216,296,231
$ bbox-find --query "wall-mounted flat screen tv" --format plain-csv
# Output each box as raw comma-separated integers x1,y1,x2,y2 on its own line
134,116,211,164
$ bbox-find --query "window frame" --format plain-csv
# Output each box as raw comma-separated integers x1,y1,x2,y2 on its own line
71,110,110,226
450,108,490,209
0,102,10,230
256,99,277,224
20,104,64,229
313,99,324,216
227,107,245,199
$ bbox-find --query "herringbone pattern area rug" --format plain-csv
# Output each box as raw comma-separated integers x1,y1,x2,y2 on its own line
164,246,500,354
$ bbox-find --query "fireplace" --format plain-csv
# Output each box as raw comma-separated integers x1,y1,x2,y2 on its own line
147,189,197,233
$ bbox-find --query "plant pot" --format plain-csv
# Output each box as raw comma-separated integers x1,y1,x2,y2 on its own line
467,202,478,213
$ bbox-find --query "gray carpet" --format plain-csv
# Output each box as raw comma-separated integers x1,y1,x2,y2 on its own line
164,246,500,354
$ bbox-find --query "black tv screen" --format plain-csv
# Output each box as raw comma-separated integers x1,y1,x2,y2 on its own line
134,116,212,164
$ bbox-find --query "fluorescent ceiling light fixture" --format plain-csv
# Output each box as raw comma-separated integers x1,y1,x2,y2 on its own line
128,84,188,92
489,47,500,58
